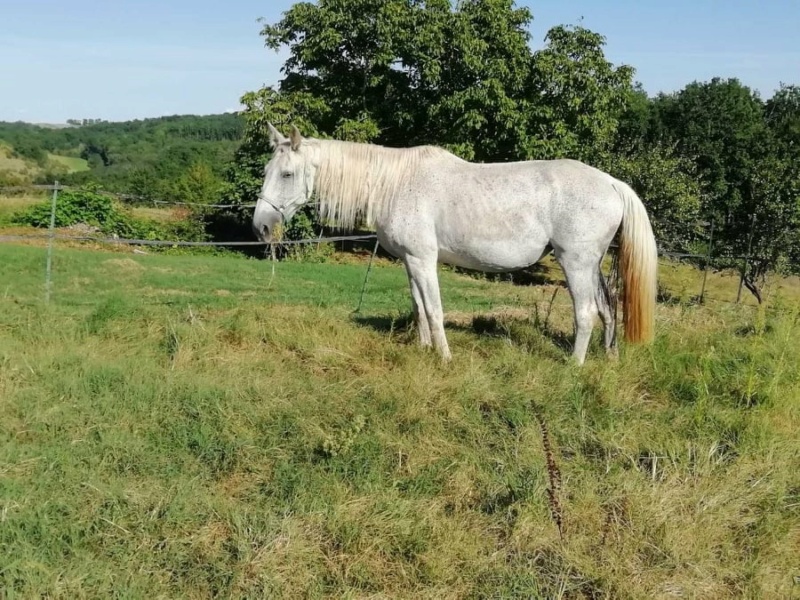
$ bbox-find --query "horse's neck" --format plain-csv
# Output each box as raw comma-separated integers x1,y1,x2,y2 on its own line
313,139,442,230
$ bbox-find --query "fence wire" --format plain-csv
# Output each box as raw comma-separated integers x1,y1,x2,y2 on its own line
0,184,256,209
0,182,761,306
0,233,377,247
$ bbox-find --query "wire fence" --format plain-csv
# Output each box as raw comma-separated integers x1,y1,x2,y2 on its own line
0,232,377,247
0,182,763,307
0,183,257,208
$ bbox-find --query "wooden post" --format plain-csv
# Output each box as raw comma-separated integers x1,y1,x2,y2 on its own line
736,214,757,304
699,219,714,304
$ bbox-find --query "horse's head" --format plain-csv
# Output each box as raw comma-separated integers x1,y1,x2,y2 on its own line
252,123,315,242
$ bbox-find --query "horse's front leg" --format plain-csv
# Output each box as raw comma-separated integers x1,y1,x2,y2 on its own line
403,254,451,361
408,275,432,347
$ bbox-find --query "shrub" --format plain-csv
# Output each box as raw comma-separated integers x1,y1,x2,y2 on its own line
14,187,209,245
17,188,120,230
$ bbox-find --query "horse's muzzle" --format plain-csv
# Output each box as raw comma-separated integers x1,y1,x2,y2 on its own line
252,209,282,243
253,222,270,243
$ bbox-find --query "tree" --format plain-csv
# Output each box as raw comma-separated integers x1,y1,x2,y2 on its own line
525,24,635,164
168,162,220,205
646,78,800,299
608,145,702,251
650,78,767,229
254,1,635,164
12,139,48,166
259,0,538,160
740,152,800,301
615,83,658,152
739,83,800,299
220,88,331,211
766,84,800,145
419,0,537,161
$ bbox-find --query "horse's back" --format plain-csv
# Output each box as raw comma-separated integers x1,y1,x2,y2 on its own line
418,155,624,234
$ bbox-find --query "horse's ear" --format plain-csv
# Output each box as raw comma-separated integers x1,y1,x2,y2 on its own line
267,122,286,149
289,125,303,151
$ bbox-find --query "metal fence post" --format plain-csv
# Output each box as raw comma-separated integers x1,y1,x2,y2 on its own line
354,238,380,314
736,214,757,304
699,219,714,304
45,180,59,303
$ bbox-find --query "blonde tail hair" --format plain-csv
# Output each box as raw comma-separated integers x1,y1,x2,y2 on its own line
614,180,658,343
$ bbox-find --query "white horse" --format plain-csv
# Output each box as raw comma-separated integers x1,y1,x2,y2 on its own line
252,124,658,364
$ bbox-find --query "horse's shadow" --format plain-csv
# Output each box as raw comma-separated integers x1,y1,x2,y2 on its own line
351,310,574,355
468,313,574,353
352,257,578,354
452,260,566,289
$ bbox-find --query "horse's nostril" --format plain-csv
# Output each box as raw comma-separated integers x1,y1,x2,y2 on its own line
252,222,269,240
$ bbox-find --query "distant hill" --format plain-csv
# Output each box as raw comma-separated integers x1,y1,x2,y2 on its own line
0,141,89,186
0,113,246,200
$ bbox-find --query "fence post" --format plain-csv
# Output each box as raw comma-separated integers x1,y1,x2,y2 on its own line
699,219,714,304
45,181,59,303
354,239,380,314
736,214,757,304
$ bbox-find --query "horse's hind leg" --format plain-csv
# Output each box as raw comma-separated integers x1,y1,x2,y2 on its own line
403,254,451,361
555,250,601,365
596,263,618,357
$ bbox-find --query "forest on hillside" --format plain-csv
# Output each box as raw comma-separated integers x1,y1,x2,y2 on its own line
2,0,798,296
0,113,244,204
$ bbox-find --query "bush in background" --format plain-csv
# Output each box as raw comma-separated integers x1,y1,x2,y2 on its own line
14,187,208,244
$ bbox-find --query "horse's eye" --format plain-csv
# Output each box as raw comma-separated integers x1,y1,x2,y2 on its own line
282,172,293,179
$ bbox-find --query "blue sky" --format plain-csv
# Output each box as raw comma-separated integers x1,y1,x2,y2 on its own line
1,0,798,123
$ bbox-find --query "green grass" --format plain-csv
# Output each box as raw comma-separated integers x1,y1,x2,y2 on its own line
1,242,798,599
47,153,90,173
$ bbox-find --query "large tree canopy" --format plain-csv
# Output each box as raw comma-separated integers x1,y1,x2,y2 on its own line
641,78,800,295
255,0,634,162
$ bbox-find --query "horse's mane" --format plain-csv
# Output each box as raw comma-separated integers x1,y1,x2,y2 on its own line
309,139,450,231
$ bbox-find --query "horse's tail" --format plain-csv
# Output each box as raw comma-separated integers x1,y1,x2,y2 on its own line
614,180,658,343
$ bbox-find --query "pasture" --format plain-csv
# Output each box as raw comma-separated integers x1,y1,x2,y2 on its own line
0,241,798,598
46,153,90,173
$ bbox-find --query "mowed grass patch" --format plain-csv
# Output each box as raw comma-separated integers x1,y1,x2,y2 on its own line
0,242,799,598
47,153,90,173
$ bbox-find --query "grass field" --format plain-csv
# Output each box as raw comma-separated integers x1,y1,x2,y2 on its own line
0,241,798,599
47,153,90,173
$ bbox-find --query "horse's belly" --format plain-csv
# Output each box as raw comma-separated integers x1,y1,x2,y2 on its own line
437,240,548,273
